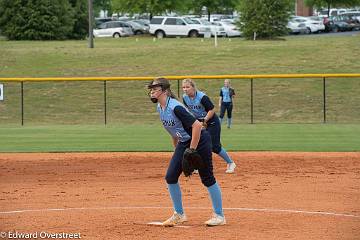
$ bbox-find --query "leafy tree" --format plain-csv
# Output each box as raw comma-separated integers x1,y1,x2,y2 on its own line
68,0,88,39
190,0,238,21
305,0,360,16
93,0,112,17
237,0,293,40
111,0,188,19
0,0,75,40
111,0,240,19
0,0,90,40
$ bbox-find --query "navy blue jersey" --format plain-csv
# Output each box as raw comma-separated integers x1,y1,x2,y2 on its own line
157,97,196,142
183,91,216,123
220,87,235,103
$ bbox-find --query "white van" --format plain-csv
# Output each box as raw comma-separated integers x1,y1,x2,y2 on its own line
93,21,133,38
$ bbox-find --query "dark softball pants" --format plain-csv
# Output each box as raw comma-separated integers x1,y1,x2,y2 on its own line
165,130,216,187
206,117,222,154
219,102,233,119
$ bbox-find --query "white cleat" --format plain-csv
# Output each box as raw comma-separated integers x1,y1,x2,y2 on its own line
225,162,236,173
162,212,187,227
193,169,199,174
205,213,226,226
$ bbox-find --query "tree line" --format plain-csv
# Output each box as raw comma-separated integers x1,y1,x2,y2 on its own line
0,0,88,40
0,0,359,40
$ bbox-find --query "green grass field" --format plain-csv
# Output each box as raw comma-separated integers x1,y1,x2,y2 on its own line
1,35,360,77
0,35,359,152
0,124,359,152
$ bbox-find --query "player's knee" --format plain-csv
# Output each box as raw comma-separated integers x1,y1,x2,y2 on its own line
165,174,178,184
201,175,216,187
212,145,222,154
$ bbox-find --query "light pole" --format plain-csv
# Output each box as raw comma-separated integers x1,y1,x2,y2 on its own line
88,0,94,48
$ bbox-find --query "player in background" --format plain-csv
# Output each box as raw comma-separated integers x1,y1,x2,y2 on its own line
219,79,235,129
182,78,236,174
148,77,226,227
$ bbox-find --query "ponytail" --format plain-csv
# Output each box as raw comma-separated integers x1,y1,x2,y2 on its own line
168,89,177,99
153,77,178,99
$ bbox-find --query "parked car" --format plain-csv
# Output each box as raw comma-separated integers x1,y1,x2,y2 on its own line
95,17,112,28
291,16,325,33
220,19,237,24
307,16,326,32
93,21,133,38
340,11,360,22
190,18,226,36
287,19,307,34
149,16,210,38
328,15,358,32
132,19,150,27
212,21,242,37
126,20,149,35
337,13,360,30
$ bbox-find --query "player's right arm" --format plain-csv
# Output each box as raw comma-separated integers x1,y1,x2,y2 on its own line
189,120,202,149
174,105,201,150
172,137,178,148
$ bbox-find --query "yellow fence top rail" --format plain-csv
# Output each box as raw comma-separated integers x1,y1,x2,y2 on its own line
1,73,360,82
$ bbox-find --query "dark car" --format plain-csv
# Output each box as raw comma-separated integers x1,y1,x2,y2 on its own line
327,16,353,32
132,19,150,27
125,20,150,35
337,14,360,30
95,17,112,28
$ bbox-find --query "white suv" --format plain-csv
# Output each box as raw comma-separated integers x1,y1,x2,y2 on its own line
149,16,210,38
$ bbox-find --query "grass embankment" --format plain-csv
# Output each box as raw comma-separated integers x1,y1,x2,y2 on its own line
0,35,359,152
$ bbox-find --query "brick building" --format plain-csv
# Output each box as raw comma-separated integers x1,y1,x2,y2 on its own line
295,0,313,16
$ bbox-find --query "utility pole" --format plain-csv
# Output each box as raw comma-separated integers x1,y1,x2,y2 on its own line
88,0,94,48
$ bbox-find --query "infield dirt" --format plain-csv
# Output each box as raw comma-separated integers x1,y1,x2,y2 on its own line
1,152,359,240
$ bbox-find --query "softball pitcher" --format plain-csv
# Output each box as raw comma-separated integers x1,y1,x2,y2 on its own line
148,77,226,227
182,79,236,174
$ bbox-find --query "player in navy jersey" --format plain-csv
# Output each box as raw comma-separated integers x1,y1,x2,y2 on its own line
182,79,236,174
148,77,226,227
219,79,235,129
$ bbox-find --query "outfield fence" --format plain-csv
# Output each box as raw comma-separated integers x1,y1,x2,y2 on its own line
0,74,360,125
